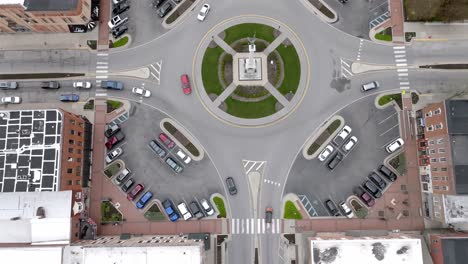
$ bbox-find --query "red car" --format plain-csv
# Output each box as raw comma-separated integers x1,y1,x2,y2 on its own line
360,192,375,207
180,74,191,95
105,131,125,150
159,133,175,149
127,184,144,201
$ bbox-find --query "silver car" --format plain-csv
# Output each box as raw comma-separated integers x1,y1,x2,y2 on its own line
1,96,21,104
0,81,18,89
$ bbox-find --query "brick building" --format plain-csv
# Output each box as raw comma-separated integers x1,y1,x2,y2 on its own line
0,0,97,33
416,100,468,223
428,231,468,264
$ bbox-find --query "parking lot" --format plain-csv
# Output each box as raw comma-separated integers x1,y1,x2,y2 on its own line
106,102,224,220
284,95,401,216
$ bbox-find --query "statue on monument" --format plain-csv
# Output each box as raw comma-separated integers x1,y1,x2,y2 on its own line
245,34,257,73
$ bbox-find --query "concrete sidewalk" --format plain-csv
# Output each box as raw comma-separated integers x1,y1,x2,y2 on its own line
405,22,468,41
0,30,97,51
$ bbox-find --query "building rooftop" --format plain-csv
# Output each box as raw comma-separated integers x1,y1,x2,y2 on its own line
445,100,468,135
310,238,423,264
0,0,24,5
441,237,468,264
0,247,62,264
443,195,468,224
0,190,72,244
23,0,78,11
0,109,62,192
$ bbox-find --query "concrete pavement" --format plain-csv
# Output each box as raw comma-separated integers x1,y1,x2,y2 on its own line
0,31,97,51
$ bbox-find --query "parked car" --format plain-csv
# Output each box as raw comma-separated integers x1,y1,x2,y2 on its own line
200,198,214,216
162,199,180,221
327,152,343,170
180,74,192,95
189,201,204,219
176,149,191,164
265,207,273,223
136,191,153,209
325,199,340,216
112,2,130,15
360,192,375,207
101,80,124,90
363,180,382,199
333,125,352,145
108,15,128,29
127,184,144,201
361,81,379,92
369,172,387,190
339,201,354,218
159,133,175,149
1,96,21,104
60,94,79,102
112,25,128,39
73,81,91,89
318,145,334,162
342,136,358,152
105,147,123,163
386,138,404,153
153,0,166,8
177,202,193,220
121,178,135,192
379,164,397,182
226,177,237,195
149,140,167,158
105,123,121,138
112,0,127,4
115,168,131,185
197,3,211,21
105,131,125,150
41,81,60,89
165,157,183,173
157,2,172,18
0,81,17,89
132,87,151,97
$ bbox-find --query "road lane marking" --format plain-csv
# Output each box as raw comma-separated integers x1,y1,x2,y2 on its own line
378,112,398,126
394,50,406,54
231,219,235,234
97,53,108,56
396,63,408,67
271,222,275,233
246,219,249,234
379,124,399,137
398,73,408,76
256,161,264,170
236,219,239,234
251,218,254,234
277,219,280,233
393,46,405,50
96,75,108,79
395,54,406,58
400,86,410,90
246,163,256,174
395,59,407,62
257,219,261,233
397,69,408,72
97,61,108,65
262,219,265,234
96,66,108,69
96,70,108,73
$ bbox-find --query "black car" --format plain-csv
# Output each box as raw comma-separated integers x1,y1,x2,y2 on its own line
157,2,172,18
189,201,204,219
226,177,237,195
153,0,167,8
112,25,128,39
363,180,382,199
369,172,387,190
379,165,397,182
105,123,120,138
113,2,130,15
41,81,60,89
327,152,343,170
324,199,341,216
121,178,135,192
265,207,273,223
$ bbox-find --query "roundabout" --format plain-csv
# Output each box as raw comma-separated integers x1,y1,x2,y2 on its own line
193,15,310,127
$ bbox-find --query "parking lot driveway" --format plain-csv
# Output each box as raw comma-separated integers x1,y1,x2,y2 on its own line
118,0,169,47
284,95,400,216
114,103,224,210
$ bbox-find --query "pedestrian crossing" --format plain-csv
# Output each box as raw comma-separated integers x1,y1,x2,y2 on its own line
230,218,281,235
95,48,109,97
393,46,410,90
243,160,266,174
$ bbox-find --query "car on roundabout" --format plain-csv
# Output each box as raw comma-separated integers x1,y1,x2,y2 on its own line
132,87,151,97
180,74,192,95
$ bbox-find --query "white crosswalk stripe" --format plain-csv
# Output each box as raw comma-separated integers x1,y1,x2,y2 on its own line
95,50,109,93
393,45,410,90
231,218,281,235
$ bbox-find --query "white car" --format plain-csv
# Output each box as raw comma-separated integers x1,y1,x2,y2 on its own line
105,147,123,163
1,96,21,104
73,81,92,89
108,15,128,29
339,201,354,218
335,125,352,142
386,138,404,153
342,136,358,152
197,4,210,21
200,199,214,216
112,0,125,4
132,87,151,97
318,145,334,162
176,149,191,164
177,202,193,220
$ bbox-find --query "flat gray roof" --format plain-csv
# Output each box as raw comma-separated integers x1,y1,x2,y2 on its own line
446,100,468,135
23,0,78,11
442,238,468,264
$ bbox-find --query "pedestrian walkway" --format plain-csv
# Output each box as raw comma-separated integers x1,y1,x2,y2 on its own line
230,218,282,235
405,22,468,41
0,31,97,51
392,46,410,90
389,0,405,43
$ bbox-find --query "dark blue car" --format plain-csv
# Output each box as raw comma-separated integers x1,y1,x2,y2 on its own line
101,80,124,90
136,191,153,209
162,199,180,221
60,94,79,102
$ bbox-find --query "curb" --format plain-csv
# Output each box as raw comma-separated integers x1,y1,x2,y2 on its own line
109,34,132,51
383,149,405,177
282,193,311,219
374,91,404,110
108,67,150,79
298,0,338,23
160,118,205,161
302,115,344,160
162,0,201,29
141,199,169,221
210,193,228,218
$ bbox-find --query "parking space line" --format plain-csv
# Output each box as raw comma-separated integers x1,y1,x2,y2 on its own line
379,124,399,137
378,112,397,124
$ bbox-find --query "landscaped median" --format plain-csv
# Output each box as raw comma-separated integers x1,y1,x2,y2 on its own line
283,200,303,220
377,93,403,109
303,116,344,159
143,200,166,221
104,160,124,179
101,200,123,223
211,194,227,218
160,118,204,161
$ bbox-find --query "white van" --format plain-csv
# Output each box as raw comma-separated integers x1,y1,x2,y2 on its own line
361,81,379,92
177,202,193,220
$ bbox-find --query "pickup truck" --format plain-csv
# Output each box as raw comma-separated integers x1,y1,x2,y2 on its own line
105,131,125,150
333,125,352,146
101,80,124,90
